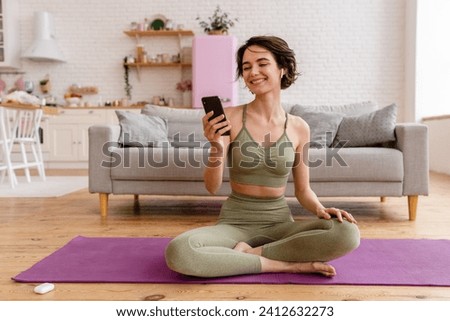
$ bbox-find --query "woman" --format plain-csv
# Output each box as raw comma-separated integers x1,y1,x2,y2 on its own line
165,36,360,278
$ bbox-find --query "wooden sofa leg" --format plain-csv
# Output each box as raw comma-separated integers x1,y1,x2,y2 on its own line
408,195,418,221
100,193,109,217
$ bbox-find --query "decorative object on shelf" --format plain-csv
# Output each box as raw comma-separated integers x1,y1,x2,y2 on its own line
196,6,238,35
130,21,138,31
24,80,34,94
123,56,132,100
136,44,145,63
165,20,175,30
64,85,83,107
176,79,192,92
176,79,192,107
14,77,25,91
125,55,135,64
68,84,98,95
65,97,81,108
122,28,193,101
0,78,6,94
150,14,167,31
182,91,192,107
3,76,31,94
39,75,51,94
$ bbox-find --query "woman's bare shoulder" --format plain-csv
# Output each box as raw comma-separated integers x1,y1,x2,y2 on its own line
225,104,244,115
288,113,310,134
225,104,245,121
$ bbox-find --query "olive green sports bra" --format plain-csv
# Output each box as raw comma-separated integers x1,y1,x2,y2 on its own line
228,105,295,188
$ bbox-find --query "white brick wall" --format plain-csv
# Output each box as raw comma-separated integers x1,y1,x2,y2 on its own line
12,0,405,119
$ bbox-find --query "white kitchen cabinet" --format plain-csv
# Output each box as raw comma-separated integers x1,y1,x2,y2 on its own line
46,108,142,167
47,123,92,161
0,0,21,69
47,109,107,163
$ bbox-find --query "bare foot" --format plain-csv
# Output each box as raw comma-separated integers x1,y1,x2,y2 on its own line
233,242,336,277
261,257,337,277
293,261,336,277
233,241,253,253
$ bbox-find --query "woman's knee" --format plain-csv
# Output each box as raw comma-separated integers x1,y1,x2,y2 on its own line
165,235,197,276
165,231,229,277
333,220,360,253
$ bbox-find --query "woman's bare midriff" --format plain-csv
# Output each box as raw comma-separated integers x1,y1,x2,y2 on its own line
230,181,286,198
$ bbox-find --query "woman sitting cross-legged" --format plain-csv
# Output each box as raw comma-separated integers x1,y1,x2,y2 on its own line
165,35,360,278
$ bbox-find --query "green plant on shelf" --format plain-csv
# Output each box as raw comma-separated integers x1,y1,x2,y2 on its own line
196,6,238,34
123,56,132,100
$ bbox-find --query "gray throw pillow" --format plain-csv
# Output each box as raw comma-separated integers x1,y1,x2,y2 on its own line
292,111,344,148
333,103,397,147
290,101,378,117
115,110,169,147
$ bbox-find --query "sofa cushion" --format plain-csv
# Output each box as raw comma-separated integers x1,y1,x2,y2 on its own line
333,103,397,147
290,101,378,117
115,110,169,147
141,105,206,145
110,146,230,181
304,147,403,182
110,145,401,184
290,110,344,148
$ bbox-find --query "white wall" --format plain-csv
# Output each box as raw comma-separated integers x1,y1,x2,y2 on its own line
5,0,406,119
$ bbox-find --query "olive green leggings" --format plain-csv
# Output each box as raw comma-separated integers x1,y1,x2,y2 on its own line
165,192,360,278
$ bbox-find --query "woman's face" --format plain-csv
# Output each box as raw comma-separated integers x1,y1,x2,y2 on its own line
241,45,283,95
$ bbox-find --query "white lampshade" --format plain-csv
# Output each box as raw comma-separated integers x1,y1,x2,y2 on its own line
22,11,66,62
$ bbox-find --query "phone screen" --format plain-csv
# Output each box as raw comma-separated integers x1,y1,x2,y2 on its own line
201,96,230,136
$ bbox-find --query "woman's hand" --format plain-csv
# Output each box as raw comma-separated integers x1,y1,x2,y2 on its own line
316,207,357,224
202,111,231,143
202,111,231,195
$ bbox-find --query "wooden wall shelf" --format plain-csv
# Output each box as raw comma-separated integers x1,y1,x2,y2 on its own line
124,62,191,68
122,28,194,91
124,30,194,37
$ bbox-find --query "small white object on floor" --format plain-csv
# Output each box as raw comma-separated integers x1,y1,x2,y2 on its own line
34,283,55,294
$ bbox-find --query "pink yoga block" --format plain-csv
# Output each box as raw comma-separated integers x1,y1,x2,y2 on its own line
192,35,238,109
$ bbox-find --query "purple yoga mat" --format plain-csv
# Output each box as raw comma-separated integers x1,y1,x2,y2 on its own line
13,236,450,286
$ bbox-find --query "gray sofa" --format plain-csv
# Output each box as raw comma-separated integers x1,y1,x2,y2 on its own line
88,102,428,220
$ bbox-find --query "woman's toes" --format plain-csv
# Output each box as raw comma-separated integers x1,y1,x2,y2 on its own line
311,262,336,277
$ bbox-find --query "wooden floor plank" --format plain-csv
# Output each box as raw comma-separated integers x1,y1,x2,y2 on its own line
1,170,449,301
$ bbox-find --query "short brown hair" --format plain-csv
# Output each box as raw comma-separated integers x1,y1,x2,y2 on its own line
236,36,299,89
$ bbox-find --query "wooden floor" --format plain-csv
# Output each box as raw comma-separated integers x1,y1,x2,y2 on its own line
1,170,450,301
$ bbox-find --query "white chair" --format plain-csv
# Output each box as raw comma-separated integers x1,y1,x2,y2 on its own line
10,108,46,182
0,107,18,188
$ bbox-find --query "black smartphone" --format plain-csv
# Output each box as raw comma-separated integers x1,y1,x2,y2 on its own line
201,96,230,136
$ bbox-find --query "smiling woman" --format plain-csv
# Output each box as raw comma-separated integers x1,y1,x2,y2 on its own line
236,36,299,90
165,35,360,279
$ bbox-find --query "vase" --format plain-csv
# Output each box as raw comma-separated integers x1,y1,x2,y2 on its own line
208,29,228,35
182,91,192,107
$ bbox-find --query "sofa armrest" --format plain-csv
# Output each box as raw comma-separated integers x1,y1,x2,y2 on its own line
88,125,121,194
395,123,429,196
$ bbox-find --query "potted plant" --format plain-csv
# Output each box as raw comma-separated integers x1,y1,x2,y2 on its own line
196,6,238,35
123,56,132,100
